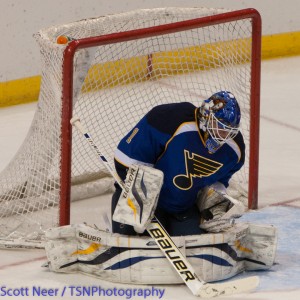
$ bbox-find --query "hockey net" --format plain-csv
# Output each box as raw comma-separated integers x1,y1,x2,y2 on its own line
0,7,261,248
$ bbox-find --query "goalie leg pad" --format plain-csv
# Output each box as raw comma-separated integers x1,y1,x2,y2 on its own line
45,225,80,273
233,223,278,270
45,223,276,284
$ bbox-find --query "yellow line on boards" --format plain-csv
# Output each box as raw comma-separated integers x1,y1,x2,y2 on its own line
0,76,41,107
1,32,299,108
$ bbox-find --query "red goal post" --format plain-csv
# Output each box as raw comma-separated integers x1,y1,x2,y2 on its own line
0,7,261,247
60,8,261,225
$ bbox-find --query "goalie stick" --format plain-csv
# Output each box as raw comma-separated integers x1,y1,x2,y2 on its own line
71,116,259,298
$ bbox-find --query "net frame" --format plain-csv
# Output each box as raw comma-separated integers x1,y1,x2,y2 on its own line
60,8,261,226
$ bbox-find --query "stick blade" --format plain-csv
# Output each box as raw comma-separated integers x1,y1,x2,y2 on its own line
197,276,259,298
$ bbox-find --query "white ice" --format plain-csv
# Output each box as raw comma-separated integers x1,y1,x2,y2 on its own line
0,56,300,299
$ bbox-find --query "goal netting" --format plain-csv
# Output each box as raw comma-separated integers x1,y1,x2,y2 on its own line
0,7,261,248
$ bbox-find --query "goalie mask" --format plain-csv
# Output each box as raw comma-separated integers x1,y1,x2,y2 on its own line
199,91,241,153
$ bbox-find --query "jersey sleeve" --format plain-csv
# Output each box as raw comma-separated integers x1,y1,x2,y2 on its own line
114,102,196,179
218,132,246,188
115,117,170,166
218,158,244,188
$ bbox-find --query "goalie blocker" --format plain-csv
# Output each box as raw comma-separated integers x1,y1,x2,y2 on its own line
112,164,164,233
44,222,277,285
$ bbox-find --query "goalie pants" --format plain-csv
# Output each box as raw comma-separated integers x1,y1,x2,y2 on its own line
111,186,205,236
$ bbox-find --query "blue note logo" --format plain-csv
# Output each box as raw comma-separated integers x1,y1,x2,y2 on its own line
173,150,223,190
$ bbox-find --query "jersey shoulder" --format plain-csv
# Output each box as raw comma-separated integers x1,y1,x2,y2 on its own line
227,131,245,163
146,102,197,135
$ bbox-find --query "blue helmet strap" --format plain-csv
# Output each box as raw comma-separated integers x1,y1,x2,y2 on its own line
206,136,222,153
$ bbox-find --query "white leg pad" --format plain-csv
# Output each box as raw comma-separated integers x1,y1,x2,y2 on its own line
233,223,278,270
45,222,277,284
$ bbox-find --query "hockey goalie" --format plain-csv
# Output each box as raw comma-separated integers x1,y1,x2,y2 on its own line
45,92,277,286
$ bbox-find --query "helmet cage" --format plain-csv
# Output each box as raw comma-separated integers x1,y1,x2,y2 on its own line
206,112,239,145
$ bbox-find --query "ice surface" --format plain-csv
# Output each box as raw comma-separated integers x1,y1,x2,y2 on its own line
0,56,300,299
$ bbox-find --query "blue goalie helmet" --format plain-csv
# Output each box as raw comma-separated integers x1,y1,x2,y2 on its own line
199,91,241,153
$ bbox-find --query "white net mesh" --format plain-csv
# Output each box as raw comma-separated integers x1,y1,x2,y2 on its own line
0,7,259,246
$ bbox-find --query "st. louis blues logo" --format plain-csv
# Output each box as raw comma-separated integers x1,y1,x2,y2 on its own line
173,150,223,190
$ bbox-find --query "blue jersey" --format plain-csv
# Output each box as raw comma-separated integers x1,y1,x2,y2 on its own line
114,102,245,213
